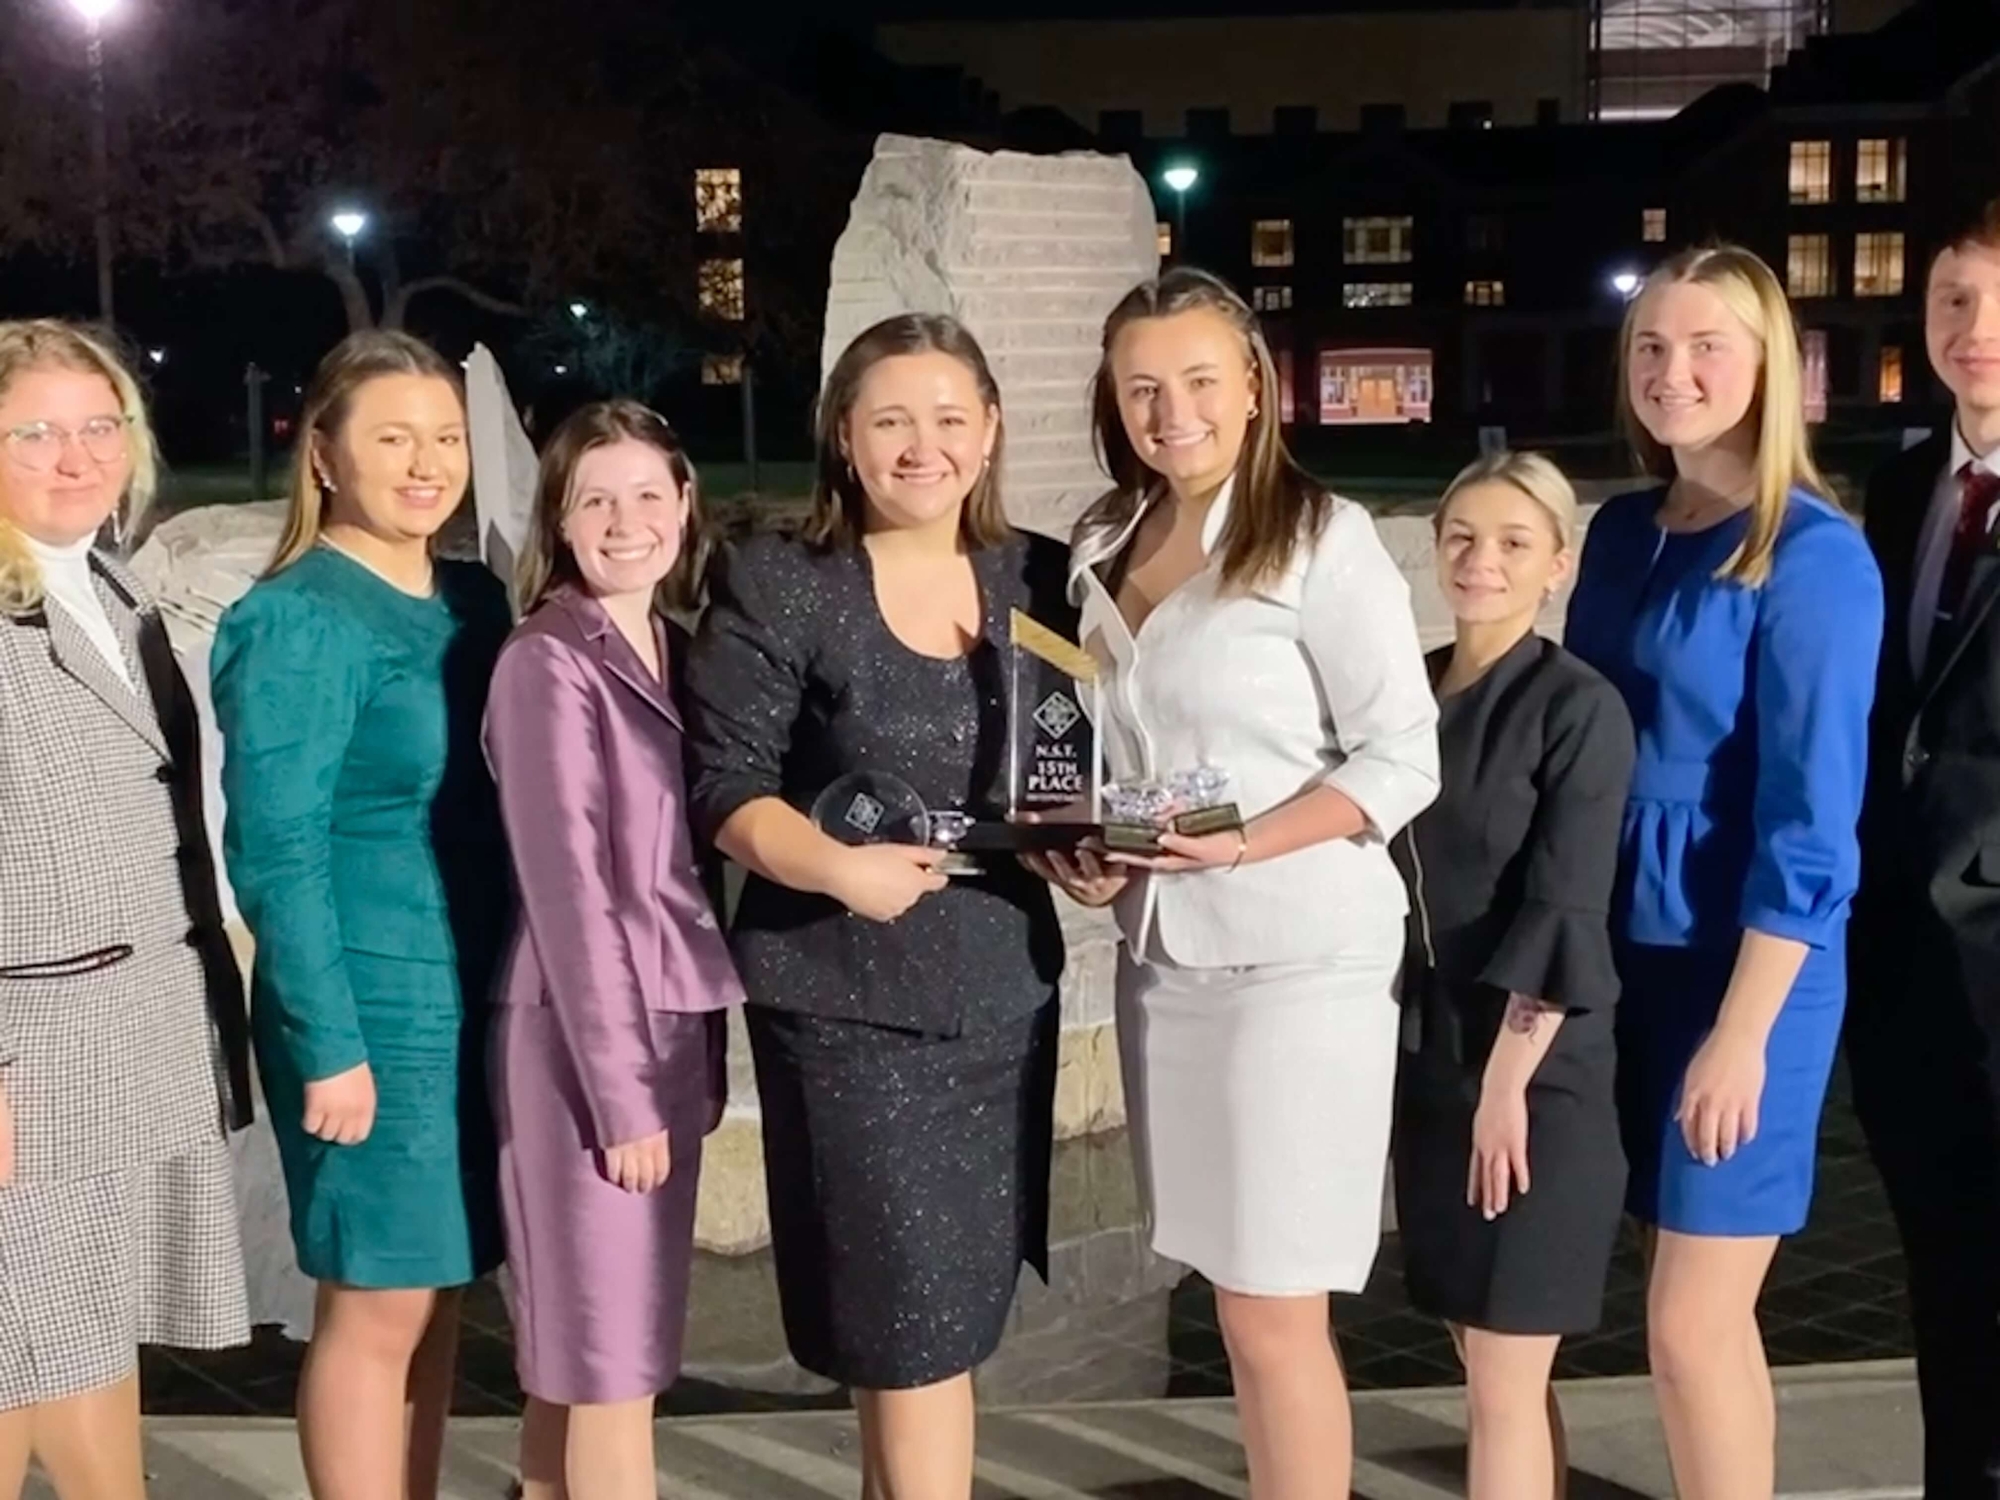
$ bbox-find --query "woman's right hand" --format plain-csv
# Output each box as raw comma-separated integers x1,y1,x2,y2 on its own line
303,1062,377,1146
1022,847,1129,908
0,1078,13,1187
827,844,948,922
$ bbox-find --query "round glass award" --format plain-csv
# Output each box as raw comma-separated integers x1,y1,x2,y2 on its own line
810,771,933,849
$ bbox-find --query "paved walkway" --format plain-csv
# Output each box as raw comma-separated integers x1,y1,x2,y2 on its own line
41,1360,1921,1499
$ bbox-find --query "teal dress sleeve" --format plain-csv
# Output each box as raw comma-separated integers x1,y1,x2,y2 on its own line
212,585,371,1083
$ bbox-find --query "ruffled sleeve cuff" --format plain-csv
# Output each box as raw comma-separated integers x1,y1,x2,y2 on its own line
1478,898,1620,1014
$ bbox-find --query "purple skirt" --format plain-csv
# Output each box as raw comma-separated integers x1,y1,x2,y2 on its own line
491,1005,727,1405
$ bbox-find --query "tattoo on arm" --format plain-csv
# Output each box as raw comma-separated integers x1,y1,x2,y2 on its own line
1504,994,1560,1034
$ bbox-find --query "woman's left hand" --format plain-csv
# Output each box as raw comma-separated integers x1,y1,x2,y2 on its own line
1468,1081,1531,1219
1676,1026,1766,1166
1105,828,1248,873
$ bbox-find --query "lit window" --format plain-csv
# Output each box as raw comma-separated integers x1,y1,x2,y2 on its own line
1317,347,1433,425
1787,234,1832,298
1789,141,1832,205
1643,207,1667,243
1157,222,1173,258
1854,232,1906,297
695,168,743,233
1343,282,1413,308
1343,216,1414,265
1276,347,1296,424
1802,329,1828,424
1879,344,1904,404
1464,280,1505,307
1856,139,1907,204
1252,220,1295,268
1253,285,1293,312
702,354,745,386
699,258,745,321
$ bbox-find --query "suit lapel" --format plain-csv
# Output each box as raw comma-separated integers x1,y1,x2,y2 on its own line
42,563,170,761
1924,555,2000,707
554,589,681,731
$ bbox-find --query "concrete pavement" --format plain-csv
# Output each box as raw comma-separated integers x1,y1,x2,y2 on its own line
29,1359,1923,1499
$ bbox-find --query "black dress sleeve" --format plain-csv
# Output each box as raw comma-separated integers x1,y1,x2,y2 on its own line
1478,668,1635,1013
682,537,809,847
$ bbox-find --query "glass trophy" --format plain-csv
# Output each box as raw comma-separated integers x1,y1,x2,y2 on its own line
1100,766,1244,856
810,770,982,877
1003,607,1104,850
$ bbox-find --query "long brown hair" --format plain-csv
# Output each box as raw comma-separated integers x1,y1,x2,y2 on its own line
515,399,707,616
268,330,465,575
1616,244,1829,588
805,314,1009,550
1083,267,1330,590
0,320,160,615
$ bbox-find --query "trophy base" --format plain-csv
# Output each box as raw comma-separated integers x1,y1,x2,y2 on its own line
953,819,1102,854
1100,803,1244,856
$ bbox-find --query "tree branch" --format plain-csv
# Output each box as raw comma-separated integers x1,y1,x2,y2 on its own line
385,274,527,327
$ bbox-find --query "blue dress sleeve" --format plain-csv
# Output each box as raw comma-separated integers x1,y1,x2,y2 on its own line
1740,512,1885,947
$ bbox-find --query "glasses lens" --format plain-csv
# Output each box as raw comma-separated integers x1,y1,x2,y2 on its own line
5,426,61,472
79,418,129,464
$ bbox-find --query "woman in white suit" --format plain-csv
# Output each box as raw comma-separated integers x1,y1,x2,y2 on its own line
1032,268,1437,1498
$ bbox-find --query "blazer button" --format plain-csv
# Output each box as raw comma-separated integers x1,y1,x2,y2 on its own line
185,926,203,947
1905,746,1931,774
154,764,174,783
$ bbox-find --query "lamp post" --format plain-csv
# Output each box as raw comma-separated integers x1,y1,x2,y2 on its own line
329,209,369,264
1162,164,1199,263
65,0,119,324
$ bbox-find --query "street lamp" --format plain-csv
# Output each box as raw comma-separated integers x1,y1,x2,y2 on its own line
329,209,368,270
1610,270,1642,300
1161,163,1199,262
64,0,120,324
568,301,589,321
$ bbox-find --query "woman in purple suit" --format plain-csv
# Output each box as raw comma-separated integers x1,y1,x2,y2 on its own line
483,400,743,1500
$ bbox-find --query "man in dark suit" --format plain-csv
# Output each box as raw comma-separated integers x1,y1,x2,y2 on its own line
1851,194,2000,1500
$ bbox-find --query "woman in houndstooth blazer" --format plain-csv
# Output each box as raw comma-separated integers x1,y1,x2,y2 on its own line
0,321,253,1499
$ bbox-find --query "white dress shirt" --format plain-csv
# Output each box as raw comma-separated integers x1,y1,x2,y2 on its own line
1071,477,1440,968
24,532,133,689
1909,426,2000,675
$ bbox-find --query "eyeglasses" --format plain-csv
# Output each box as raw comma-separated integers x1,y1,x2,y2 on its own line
3,415,133,473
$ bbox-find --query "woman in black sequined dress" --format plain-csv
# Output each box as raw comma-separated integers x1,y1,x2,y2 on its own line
683,314,1068,1493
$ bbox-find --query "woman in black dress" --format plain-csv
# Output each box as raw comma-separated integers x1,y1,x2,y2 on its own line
683,314,1067,1496
1392,451,1634,1500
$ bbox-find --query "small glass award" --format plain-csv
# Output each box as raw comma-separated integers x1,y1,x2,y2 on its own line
1100,766,1244,855
810,770,982,877
1004,608,1104,850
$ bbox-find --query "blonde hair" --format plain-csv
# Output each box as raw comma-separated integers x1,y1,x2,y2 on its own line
1617,244,1829,588
0,320,160,616
516,399,708,616
268,330,464,575
1083,267,1330,590
1436,450,1580,551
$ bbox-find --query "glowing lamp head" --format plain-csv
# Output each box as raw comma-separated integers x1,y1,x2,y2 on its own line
1610,270,1642,299
67,0,119,24
329,210,368,243
1162,165,1199,195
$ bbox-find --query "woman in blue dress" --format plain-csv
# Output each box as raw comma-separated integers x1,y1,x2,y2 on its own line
1564,244,1882,1500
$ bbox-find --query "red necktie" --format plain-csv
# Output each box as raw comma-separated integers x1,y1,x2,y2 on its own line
1938,462,2000,622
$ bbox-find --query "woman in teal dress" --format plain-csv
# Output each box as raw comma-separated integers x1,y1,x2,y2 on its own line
212,332,510,1500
